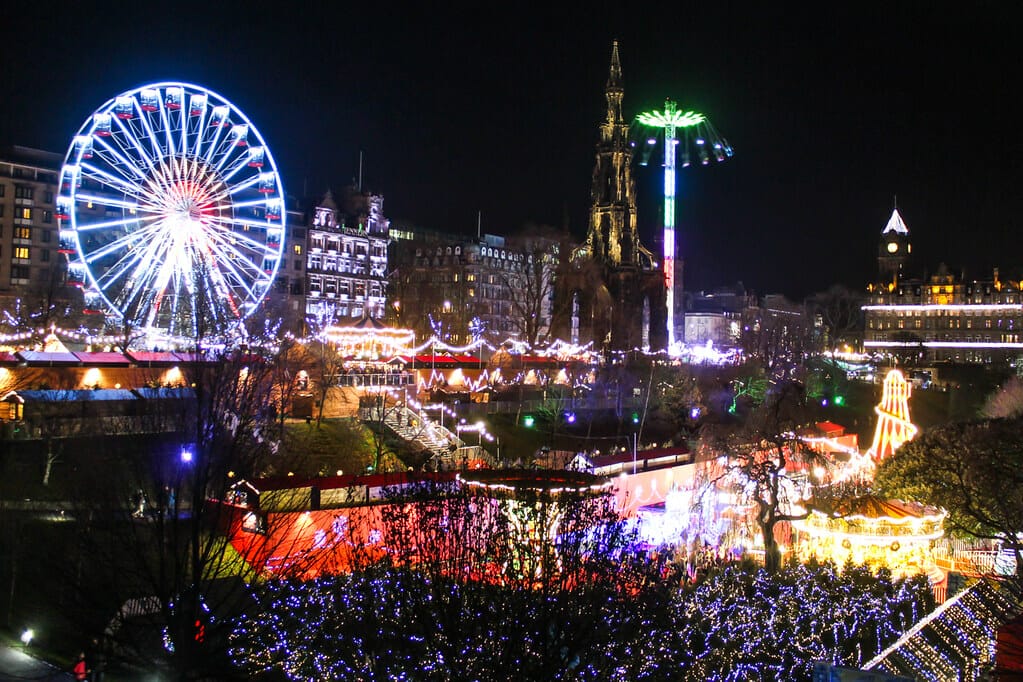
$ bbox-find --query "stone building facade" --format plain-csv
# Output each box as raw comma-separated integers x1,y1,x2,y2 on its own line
863,209,1023,364
304,188,390,327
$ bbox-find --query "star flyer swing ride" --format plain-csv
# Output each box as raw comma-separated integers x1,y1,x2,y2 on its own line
634,99,732,352
57,82,286,346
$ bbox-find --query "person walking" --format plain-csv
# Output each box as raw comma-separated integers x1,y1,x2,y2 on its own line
86,636,107,681
72,652,89,681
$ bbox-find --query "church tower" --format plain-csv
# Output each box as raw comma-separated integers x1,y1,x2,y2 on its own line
878,208,911,286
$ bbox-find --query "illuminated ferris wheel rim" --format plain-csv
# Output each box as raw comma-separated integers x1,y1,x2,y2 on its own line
58,81,286,341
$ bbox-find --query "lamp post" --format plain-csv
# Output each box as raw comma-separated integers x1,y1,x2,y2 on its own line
632,431,638,475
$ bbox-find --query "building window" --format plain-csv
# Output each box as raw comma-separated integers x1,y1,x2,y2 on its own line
294,259,302,270
19,208,32,220
41,249,50,262
41,229,51,243
15,186,34,200
293,244,302,255
10,265,29,279
0,185,5,197
0,205,4,217
44,191,54,203
42,210,53,223
14,247,30,260
15,226,31,240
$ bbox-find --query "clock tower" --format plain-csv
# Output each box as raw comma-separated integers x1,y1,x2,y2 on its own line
878,208,911,286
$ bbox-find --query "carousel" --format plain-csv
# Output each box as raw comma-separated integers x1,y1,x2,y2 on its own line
793,495,946,579
795,369,946,580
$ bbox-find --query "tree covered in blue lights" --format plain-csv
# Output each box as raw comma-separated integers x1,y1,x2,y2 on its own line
228,477,933,681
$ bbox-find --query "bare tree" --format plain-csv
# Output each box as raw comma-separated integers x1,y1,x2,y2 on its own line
499,226,561,347
701,380,817,572
58,339,302,678
980,376,1023,419
806,284,864,350
303,336,348,428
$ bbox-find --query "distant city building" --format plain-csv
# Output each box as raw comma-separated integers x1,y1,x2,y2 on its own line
0,147,66,310
551,41,667,352
388,228,558,346
682,284,754,347
304,188,390,328
863,209,1023,364
260,196,308,335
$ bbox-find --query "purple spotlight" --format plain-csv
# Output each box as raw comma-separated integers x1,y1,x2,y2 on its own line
180,448,193,464
564,412,577,424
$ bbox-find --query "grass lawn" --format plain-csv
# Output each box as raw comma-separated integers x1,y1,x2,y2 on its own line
280,417,405,475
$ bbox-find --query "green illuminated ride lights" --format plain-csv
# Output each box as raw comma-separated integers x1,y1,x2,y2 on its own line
634,99,732,353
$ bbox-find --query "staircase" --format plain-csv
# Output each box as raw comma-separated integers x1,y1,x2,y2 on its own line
362,404,496,470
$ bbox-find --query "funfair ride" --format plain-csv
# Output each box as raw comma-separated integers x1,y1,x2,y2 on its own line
57,82,286,344
634,100,732,352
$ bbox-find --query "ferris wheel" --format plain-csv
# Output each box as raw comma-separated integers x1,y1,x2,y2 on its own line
57,82,286,340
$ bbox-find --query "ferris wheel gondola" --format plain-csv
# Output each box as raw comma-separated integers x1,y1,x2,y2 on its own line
57,81,286,341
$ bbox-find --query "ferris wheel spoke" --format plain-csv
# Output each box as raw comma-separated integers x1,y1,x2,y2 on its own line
210,235,275,274
92,137,148,181
229,198,274,211
225,174,262,195
75,193,140,211
219,155,253,185
111,112,155,170
135,107,166,162
82,225,160,265
211,256,260,303
94,235,171,300
157,98,177,161
206,220,278,253
202,116,228,165
79,162,145,198
191,105,210,159
74,215,149,232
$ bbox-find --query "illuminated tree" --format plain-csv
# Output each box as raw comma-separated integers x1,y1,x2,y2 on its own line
648,561,933,679
875,418,1023,581
703,380,817,572
229,476,667,680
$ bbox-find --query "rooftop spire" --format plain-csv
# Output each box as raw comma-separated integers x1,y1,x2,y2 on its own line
882,208,909,235
604,40,624,124
606,40,622,92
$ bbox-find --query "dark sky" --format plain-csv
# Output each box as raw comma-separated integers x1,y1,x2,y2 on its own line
2,2,1019,299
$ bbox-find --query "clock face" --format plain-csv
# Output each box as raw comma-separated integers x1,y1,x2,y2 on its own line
887,241,899,253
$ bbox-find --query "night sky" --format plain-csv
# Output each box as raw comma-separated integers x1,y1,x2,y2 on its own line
2,2,1018,299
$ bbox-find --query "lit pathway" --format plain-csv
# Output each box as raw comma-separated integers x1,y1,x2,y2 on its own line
0,642,73,680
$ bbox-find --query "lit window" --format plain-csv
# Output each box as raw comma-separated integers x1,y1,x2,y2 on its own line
293,244,302,255
14,246,30,260
15,226,31,240
19,208,31,220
